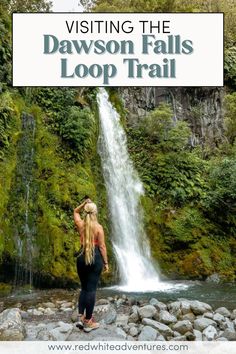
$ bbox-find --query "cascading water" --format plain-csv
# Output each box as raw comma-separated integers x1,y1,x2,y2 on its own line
97,89,178,292
13,113,37,289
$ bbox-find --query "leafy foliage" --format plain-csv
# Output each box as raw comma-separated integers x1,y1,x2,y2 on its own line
8,0,52,12
0,92,15,156
141,103,190,151
0,3,12,89
224,92,236,144
203,158,236,229
225,47,236,89
59,107,96,159
33,88,96,160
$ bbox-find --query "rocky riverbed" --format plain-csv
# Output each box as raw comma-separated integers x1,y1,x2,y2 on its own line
0,294,236,341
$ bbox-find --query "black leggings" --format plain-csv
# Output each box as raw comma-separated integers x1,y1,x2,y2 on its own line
76,246,103,319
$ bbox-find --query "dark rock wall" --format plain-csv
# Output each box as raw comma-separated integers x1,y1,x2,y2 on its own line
119,87,225,147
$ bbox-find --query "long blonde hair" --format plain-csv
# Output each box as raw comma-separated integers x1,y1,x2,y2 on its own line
83,202,98,265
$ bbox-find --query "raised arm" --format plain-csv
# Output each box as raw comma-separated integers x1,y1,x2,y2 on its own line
73,199,89,232
97,225,109,272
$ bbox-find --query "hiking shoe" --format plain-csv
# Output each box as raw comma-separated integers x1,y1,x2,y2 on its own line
83,317,100,332
76,314,85,329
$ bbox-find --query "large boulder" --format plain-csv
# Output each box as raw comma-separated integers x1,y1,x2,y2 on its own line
202,325,218,341
172,320,193,335
49,322,74,341
158,310,177,325
168,301,182,318
221,328,236,341
142,318,173,337
116,314,129,327
138,326,158,341
94,304,117,325
149,299,167,311
190,301,212,315
231,309,236,320
0,308,25,341
194,318,217,331
215,307,231,318
138,305,157,319
193,329,203,341
213,313,225,324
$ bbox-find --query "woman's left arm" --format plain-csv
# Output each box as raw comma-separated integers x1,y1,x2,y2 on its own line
73,200,88,230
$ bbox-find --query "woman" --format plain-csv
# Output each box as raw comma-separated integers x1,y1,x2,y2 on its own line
74,198,109,332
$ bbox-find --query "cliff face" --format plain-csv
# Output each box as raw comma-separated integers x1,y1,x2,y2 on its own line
120,87,225,147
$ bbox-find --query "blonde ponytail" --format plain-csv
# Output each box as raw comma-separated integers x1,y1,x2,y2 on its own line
83,213,95,265
83,202,98,265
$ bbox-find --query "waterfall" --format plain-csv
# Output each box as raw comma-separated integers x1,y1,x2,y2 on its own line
97,89,173,292
13,113,36,289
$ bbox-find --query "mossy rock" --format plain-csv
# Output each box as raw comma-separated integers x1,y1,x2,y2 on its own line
0,282,12,296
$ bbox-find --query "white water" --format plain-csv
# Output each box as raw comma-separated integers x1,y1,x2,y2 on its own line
97,89,184,292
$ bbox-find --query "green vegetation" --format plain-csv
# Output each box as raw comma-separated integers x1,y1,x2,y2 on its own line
126,101,236,281
0,0,236,286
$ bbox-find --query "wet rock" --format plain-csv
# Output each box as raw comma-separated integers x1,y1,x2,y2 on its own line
71,310,78,323
193,329,202,341
38,307,45,312
128,312,139,324
158,310,177,325
32,309,43,316
173,320,193,335
115,327,127,339
221,328,236,341
180,301,191,315
96,299,110,305
57,321,73,333
202,325,217,341
206,273,220,284
138,305,157,319
233,319,236,329
182,313,195,322
44,308,55,316
223,318,235,331
138,326,158,341
194,318,217,331
95,304,117,325
142,318,173,337
61,308,73,313
231,309,236,320
121,325,130,333
127,335,135,341
172,335,187,341
216,337,228,341
212,313,225,324
215,307,231,318
168,301,181,318
173,331,181,337
128,297,138,306
42,302,56,309
185,331,196,341
20,311,29,320
49,322,73,341
0,302,4,313
116,314,129,327
129,326,139,337
156,334,165,341
0,308,25,341
116,298,125,308
190,301,212,315
204,312,214,319
37,328,56,341
60,302,73,309
149,299,167,311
